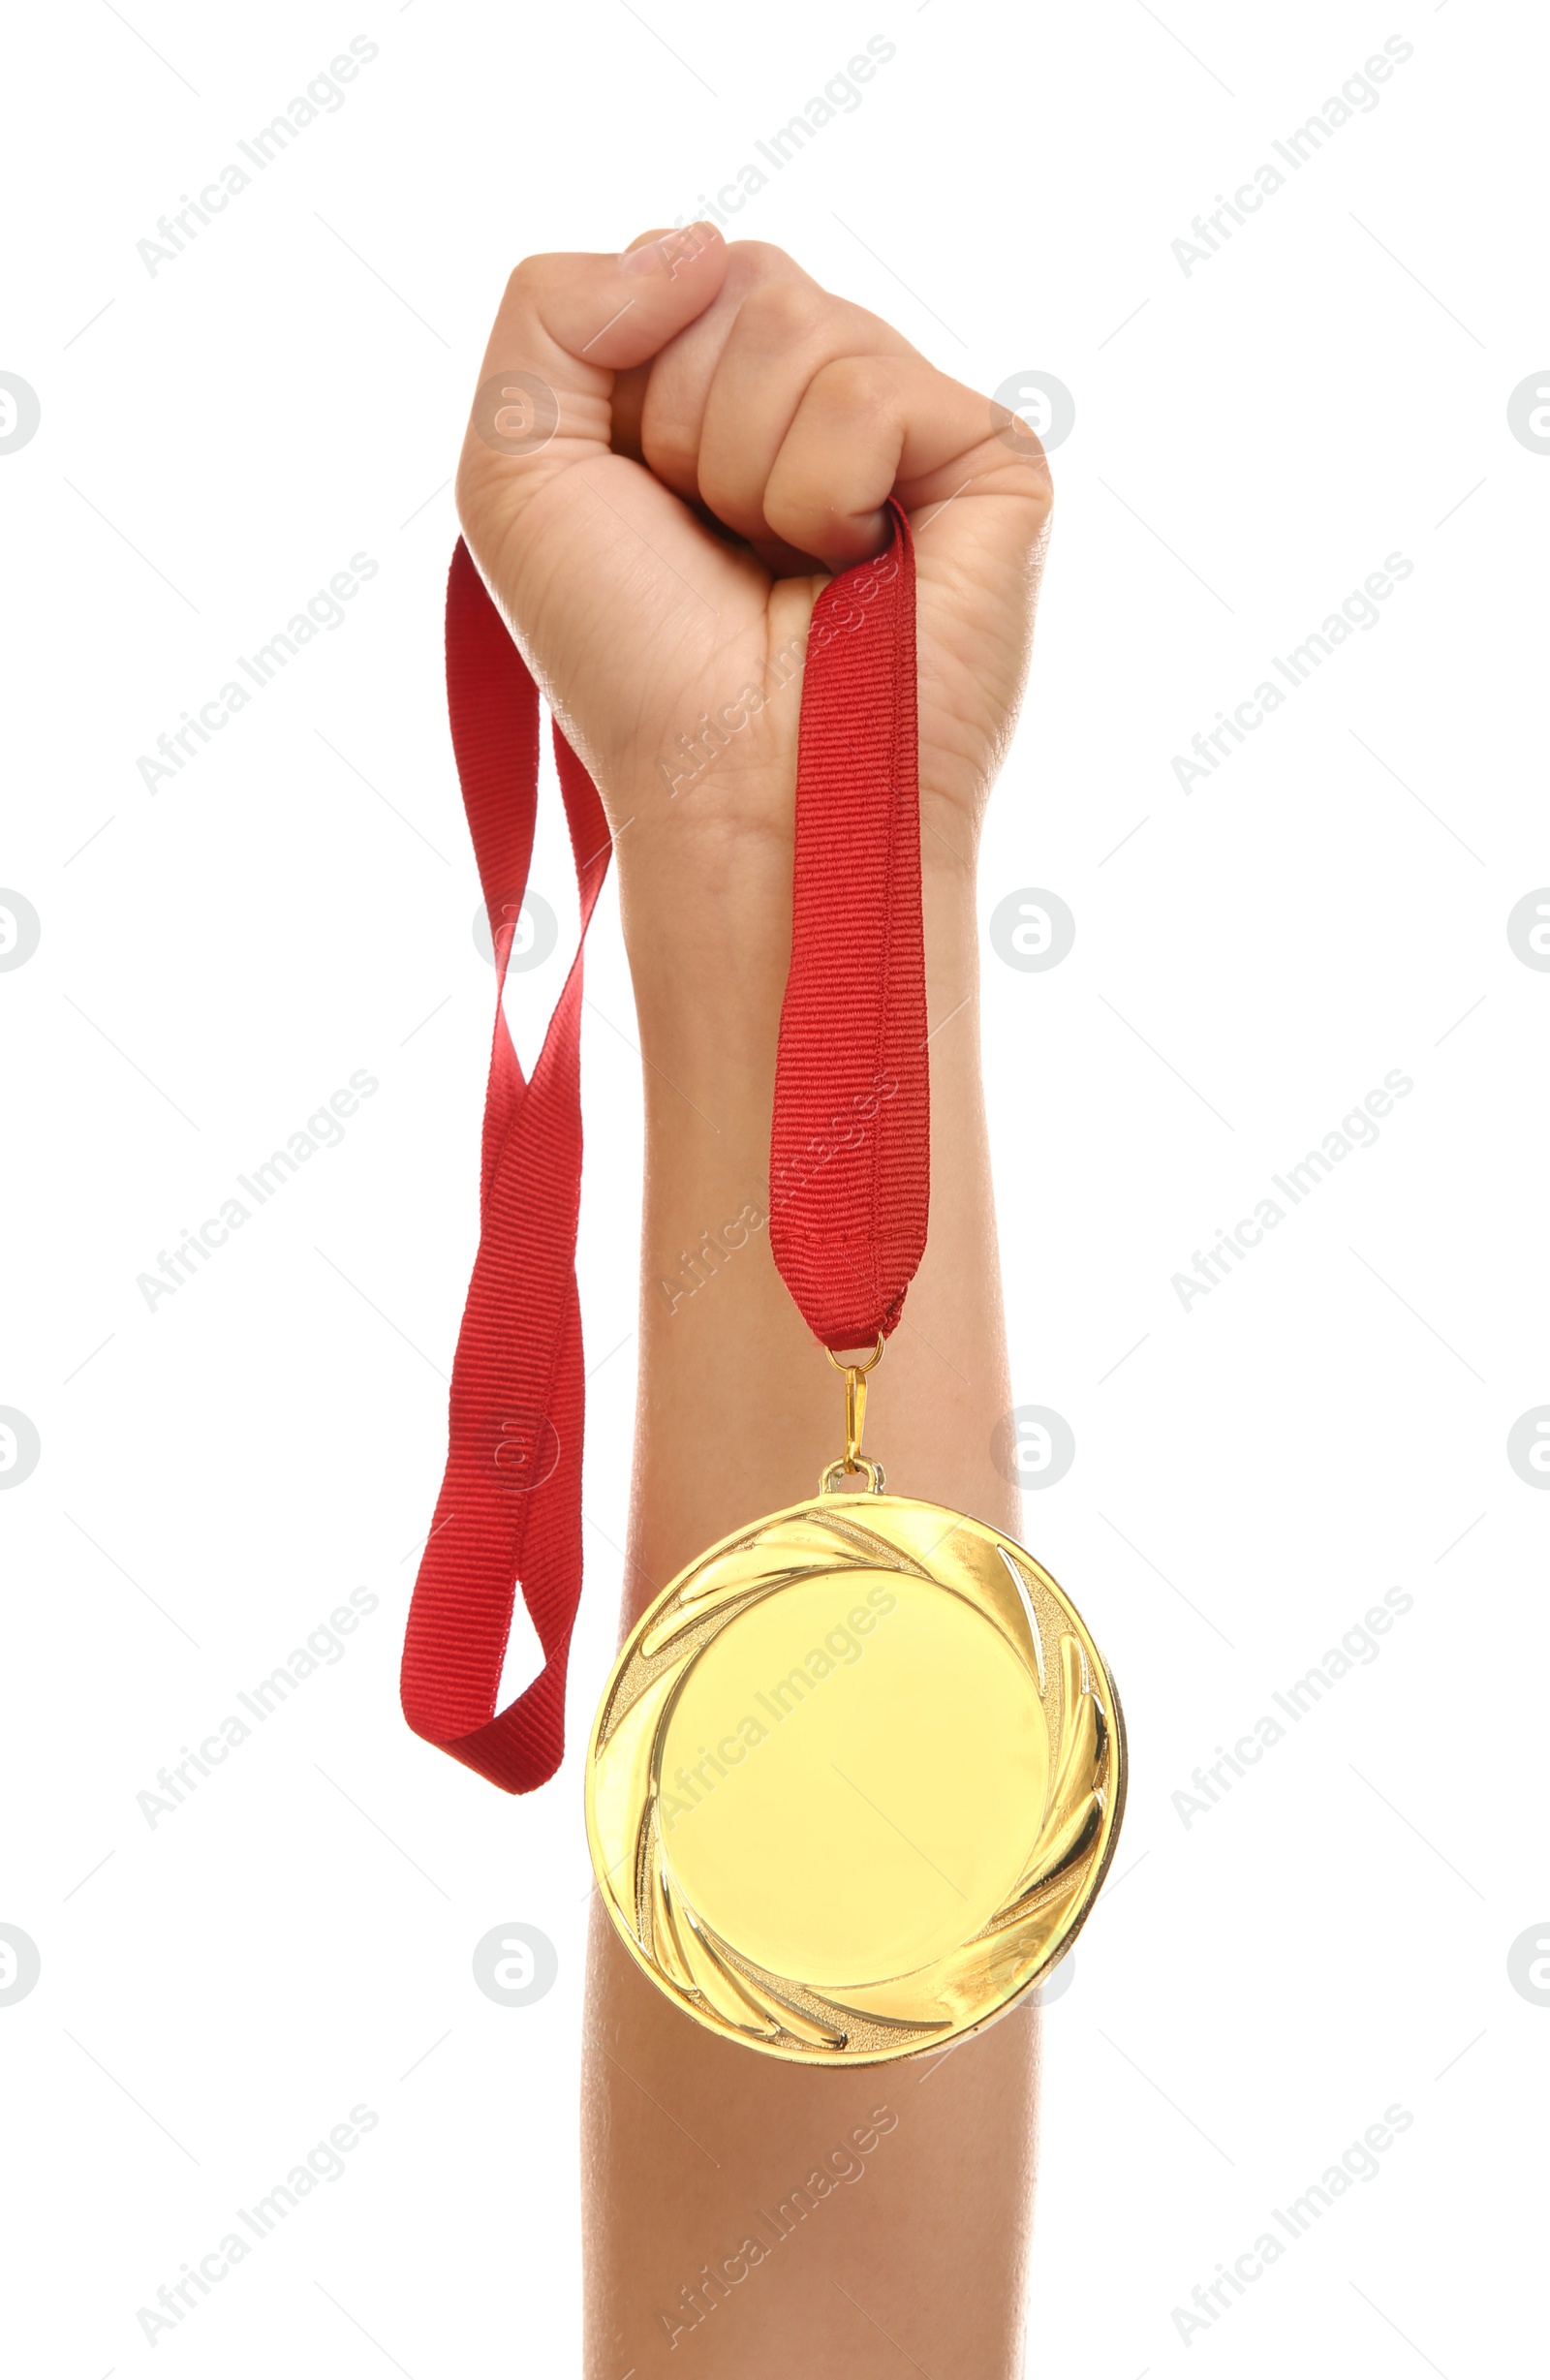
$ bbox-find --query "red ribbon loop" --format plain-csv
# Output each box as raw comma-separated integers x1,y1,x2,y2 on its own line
399,542,608,1792
402,506,926,1792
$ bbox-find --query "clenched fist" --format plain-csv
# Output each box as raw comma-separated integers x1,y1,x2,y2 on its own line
454,224,1052,931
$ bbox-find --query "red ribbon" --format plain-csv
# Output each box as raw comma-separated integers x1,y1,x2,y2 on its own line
401,502,927,1792
768,501,928,1346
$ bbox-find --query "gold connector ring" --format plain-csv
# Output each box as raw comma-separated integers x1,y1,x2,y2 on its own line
823,1336,885,1375
820,1455,886,1496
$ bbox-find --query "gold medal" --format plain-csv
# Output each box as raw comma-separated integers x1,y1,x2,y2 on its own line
410,512,1129,2063
585,1352,1126,2064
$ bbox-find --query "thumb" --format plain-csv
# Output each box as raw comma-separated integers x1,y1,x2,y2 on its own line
457,224,728,525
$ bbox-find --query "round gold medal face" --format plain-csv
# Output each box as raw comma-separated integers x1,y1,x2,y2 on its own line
585,1493,1125,2065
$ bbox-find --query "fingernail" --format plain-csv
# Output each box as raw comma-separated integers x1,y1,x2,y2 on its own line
617,223,713,278
617,238,668,277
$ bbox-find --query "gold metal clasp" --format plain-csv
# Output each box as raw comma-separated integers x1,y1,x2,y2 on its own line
820,1336,885,1495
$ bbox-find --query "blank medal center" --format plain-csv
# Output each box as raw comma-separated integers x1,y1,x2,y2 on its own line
658,1570,1047,1988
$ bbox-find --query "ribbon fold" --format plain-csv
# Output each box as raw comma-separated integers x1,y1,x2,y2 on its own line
402,505,926,1792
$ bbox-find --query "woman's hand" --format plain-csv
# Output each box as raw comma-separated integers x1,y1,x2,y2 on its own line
454,224,1052,907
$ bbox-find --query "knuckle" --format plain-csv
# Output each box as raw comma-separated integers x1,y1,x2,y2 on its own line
502,253,549,299
988,412,1056,504
735,273,829,346
812,352,896,418
724,239,801,286
499,250,575,311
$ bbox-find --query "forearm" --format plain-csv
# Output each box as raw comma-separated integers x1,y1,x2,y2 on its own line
618,844,1018,1622
581,833,1038,2380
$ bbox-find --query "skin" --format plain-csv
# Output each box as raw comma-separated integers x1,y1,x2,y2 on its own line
455,223,1054,2378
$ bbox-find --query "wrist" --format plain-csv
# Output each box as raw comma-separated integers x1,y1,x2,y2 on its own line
619,826,790,1068
619,819,979,1007
622,848,984,1170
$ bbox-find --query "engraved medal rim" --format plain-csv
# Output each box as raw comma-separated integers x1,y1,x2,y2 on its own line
583,1490,1125,2067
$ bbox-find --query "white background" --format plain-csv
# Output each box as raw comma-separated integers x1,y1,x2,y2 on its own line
3,1,1546,2372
